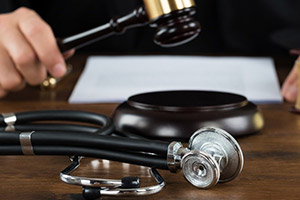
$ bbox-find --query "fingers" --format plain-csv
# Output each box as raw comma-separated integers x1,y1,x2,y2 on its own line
0,7,68,98
17,8,66,78
1,20,47,85
290,49,300,55
282,56,300,102
63,49,75,60
0,87,8,98
0,46,26,97
281,79,298,102
281,61,298,93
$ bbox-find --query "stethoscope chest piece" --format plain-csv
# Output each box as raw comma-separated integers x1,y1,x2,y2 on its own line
181,149,220,188
187,127,244,186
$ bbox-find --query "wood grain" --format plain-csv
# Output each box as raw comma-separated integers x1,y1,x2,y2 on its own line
0,54,299,200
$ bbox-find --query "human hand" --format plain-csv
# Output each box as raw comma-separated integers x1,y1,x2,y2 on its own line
281,56,300,102
0,7,74,97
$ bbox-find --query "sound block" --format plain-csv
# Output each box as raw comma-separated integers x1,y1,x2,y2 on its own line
112,91,264,140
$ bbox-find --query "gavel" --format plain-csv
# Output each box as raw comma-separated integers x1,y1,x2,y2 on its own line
42,0,200,89
56,0,201,53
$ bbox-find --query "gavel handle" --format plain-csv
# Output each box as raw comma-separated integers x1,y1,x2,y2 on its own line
57,6,148,53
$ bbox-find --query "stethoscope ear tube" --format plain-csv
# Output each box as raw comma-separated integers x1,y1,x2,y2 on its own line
0,130,170,169
1,124,99,133
1,110,114,135
0,130,169,156
0,143,169,169
0,110,171,170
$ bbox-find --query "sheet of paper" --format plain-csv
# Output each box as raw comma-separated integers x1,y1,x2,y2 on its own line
69,56,283,104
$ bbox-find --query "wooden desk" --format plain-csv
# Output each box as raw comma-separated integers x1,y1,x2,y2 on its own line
0,54,299,200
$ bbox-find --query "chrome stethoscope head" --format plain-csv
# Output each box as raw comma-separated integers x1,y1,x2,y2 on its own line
168,127,244,189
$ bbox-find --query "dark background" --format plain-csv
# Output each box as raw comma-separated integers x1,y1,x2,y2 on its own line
1,0,300,55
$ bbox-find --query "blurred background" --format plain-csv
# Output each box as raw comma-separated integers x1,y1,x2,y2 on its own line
1,0,300,55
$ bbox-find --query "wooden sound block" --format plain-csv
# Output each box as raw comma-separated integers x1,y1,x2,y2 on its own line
113,91,264,141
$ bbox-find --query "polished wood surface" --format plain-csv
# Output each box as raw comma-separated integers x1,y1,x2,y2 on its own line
0,54,299,200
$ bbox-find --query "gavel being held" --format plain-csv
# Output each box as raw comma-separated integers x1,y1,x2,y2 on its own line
56,0,201,53
42,0,200,89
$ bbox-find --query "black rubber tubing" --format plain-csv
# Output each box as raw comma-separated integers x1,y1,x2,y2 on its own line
1,110,109,124
0,124,99,133
0,145,169,170
0,110,114,135
0,131,170,156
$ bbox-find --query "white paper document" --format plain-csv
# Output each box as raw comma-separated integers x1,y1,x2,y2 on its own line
69,56,283,104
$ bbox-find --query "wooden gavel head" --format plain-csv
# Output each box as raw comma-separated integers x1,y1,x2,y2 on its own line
58,0,200,52
144,0,200,47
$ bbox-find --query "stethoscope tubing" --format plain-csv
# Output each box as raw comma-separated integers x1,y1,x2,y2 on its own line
0,145,169,170
0,124,99,133
0,131,169,156
0,110,171,170
0,110,114,135
0,110,110,125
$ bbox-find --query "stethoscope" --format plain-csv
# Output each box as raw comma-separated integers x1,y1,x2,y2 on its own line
0,110,244,199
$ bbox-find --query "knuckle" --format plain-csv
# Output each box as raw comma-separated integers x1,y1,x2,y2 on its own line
20,13,52,39
23,22,45,38
15,7,36,16
14,50,36,66
20,13,51,39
